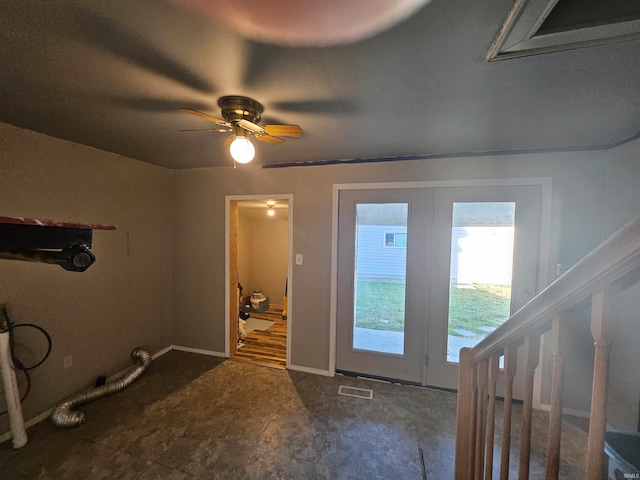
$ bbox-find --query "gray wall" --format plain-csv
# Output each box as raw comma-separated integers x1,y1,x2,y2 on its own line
0,122,173,434
603,139,640,430
171,148,605,364
237,210,289,304
544,138,640,430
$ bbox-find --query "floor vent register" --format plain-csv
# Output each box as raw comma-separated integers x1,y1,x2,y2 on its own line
338,385,374,400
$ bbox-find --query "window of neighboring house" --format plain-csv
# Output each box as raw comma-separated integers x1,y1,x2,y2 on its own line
384,232,407,247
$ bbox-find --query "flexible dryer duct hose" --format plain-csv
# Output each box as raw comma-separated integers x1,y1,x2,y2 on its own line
0,330,28,448
50,347,151,428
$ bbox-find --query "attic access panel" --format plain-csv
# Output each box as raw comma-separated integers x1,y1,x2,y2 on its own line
487,0,640,60
536,0,640,35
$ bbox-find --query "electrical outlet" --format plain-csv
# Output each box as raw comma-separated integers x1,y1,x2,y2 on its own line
63,355,73,369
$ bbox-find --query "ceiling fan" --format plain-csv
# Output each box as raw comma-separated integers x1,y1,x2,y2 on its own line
180,95,302,164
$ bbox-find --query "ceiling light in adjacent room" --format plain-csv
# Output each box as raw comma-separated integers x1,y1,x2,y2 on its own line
267,205,275,217
229,136,255,164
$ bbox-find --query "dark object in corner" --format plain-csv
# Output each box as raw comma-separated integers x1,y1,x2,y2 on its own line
605,430,640,477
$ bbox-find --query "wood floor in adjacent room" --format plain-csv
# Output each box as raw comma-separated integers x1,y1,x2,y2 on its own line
234,305,287,368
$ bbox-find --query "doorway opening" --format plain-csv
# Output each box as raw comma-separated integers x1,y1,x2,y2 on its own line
227,196,291,369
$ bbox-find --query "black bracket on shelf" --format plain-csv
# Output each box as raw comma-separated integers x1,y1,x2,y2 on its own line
0,218,115,272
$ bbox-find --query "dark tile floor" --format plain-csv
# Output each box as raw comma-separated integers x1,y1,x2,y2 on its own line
0,351,588,479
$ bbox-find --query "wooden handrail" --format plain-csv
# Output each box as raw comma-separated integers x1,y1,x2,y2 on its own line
455,215,640,480
469,216,640,363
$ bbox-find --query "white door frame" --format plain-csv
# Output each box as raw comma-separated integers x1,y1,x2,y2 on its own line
330,178,552,391
225,194,294,367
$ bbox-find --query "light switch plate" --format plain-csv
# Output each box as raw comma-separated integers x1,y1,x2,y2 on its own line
295,254,303,265
555,263,573,277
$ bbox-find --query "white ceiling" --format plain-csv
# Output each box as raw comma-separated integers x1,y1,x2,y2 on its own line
1,0,639,169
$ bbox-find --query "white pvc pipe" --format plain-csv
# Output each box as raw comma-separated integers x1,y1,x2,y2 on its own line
0,330,27,448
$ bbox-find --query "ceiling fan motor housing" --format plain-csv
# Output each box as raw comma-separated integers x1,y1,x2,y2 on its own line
218,95,264,124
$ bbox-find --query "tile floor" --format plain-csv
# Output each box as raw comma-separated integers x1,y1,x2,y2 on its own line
0,351,588,479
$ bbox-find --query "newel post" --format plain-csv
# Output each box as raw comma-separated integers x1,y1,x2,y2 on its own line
586,284,619,480
455,348,476,480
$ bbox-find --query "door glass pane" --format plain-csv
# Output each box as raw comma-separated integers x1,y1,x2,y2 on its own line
353,203,407,355
447,202,515,363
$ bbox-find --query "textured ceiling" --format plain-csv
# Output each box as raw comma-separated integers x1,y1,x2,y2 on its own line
1,0,639,169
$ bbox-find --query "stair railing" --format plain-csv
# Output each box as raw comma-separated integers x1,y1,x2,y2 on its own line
454,216,640,480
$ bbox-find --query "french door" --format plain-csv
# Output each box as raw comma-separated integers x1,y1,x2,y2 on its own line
335,184,542,389
336,188,432,383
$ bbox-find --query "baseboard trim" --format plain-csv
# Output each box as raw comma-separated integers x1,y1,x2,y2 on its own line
0,406,55,446
172,345,226,358
1,344,175,445
287,363,332,377
536,403,591,418
106,345,173,382
2,346,329,445
562,407,591,418
152,345,173,359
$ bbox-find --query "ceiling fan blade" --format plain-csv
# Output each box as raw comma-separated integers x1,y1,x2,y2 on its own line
264,124,302,137
255,134,285,145
180,128,232,133
237,119,265,135
272,99,357,115
180,108,230,126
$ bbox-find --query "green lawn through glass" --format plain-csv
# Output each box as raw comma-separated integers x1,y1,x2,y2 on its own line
447,283,510,335
354,280,510,334
354,279,405,331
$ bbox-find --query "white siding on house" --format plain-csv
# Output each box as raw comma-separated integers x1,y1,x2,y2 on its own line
356,225,407,280
355,225,514,284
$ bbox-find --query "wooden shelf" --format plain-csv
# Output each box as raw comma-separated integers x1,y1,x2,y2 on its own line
0,216,116,230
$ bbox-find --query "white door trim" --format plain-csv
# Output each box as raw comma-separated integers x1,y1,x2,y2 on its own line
225,194,294,368
330,178,552,388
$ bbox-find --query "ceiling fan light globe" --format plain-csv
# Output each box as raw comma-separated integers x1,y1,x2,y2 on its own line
229,136,255,164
